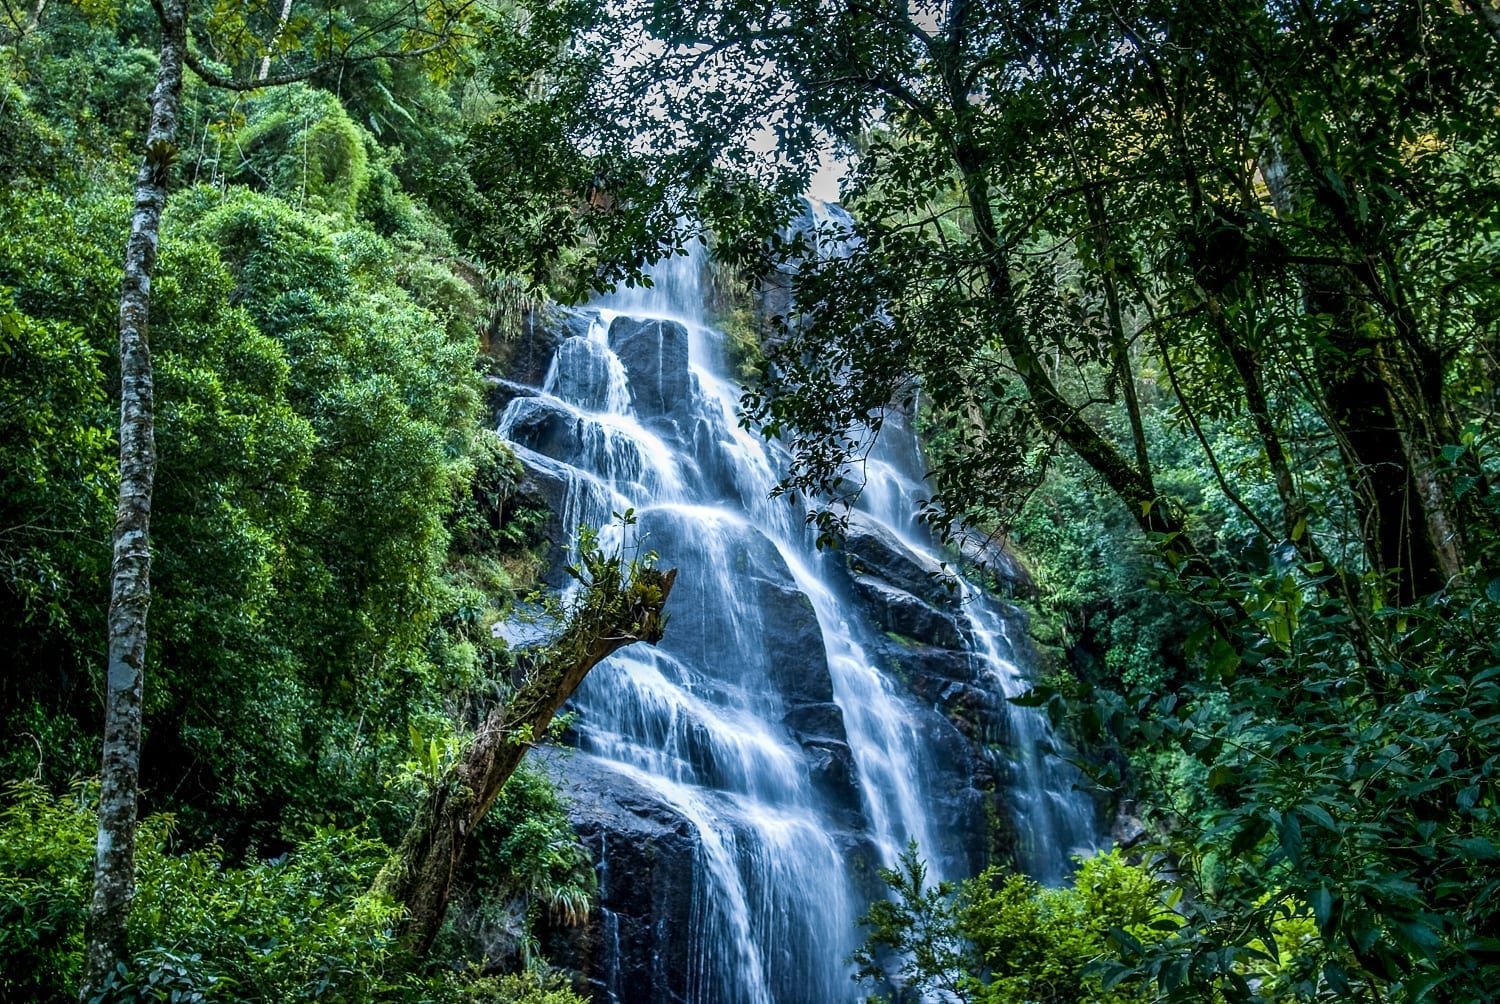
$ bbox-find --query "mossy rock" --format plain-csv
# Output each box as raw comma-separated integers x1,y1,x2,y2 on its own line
884,629,922,649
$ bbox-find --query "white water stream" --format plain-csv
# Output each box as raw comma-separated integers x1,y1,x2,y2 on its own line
497,210,1097,1002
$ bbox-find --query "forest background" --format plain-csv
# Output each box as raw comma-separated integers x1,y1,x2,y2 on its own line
1,1,1498,1002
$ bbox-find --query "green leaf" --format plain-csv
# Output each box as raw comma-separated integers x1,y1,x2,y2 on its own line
1301,803,1337,832
1206,765,1238,792
1452,837,1498,861
1312,885,1335,935
1230,817,1269,856
1323,962,1351,995
1275,811,1302,863
1007,686,1054,708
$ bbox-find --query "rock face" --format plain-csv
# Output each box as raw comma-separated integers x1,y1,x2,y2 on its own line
535,749,700,1004
628,505,865,829
834,514,1023,872
503,306,590,389
952,524,1036,598
609,318,691,410
505,447,578,587
551,335,620,413
505,397,584,458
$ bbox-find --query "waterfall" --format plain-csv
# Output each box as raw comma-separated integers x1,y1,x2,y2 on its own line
496,210,1098,1003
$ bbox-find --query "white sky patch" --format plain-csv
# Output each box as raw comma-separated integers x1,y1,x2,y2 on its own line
588,7,856,204
808,147,847,201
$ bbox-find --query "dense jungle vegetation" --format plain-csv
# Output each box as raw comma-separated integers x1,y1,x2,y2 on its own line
2,0,1498,1002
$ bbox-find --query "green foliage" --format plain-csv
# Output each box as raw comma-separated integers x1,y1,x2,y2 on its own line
854,844,1385,1004
117,826,402,1003
705,257,767,383
0,781,591,1003
0,72,71,186
0,1,156,172
0,286,113,635
0,0,613,994
421,0,726,302
1097,573,1500,1001
854,846,1174,1004
228,85,371,220
0,174,532,845
0,782,94,998
480,767,594,930
440,765,596,969
0,191,130,779
432,970,588,1004
564,1,1500,998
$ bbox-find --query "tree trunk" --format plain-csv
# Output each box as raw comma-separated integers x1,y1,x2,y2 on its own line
258,0,294,80
1261,141,1451,601
374,565,677,955
1315,302,1447,603
952,151,1193,560
79,3,185,998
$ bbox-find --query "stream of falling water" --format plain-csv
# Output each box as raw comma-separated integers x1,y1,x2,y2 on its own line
496,205,1098,1002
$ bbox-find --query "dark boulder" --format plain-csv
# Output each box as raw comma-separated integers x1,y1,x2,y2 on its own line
1113,808,1150,850
551,335,620,412
504,397,583,458
608,316,693,422
501,305,592,388
849,575,966,651
840,514,957,610
508,450,597,585
753,577,836,707
539,749,700,1004
485,376,538,421
801,736,861,822
781,700,846,740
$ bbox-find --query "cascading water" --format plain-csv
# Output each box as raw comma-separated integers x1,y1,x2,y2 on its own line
495,203,1098,1003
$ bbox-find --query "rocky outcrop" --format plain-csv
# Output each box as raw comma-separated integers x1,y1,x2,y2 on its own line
952,524,1036,598
630,505,865,828
550,335,619,412
609,316,694,431
834,514,1028,872
535,749,700,1004
505,306,591,388
506,450,583,586
505,397,584,458
841,516,954,606
748,575,861,826
488,273,1087,1002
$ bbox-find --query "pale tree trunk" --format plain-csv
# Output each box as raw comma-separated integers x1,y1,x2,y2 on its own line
374,566,676,955
258,0,294,80
79,1,186,998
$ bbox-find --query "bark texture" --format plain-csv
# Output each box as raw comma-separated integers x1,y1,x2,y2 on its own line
375,565,677,955
79,2,185,998
258,0,294,80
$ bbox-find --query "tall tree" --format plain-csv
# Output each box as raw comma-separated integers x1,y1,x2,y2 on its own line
79,2,478,996
564,0,1497,603
81,2,186,991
